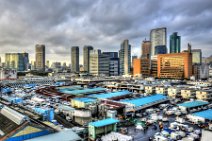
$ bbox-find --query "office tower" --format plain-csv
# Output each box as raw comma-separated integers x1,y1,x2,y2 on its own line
46,60,50,68
62,62,67,69
119,39,131,75
102,52,119,76
83,45,93,73
71,46,79,73
133,57,151,78
183,46,202,65
170,32,181,53
191,49,202,64
151,59,158,78
155,45,167,55
133,58,141,77
132,55,137,68
0,57,2,67
35,44,45,71
141,40,151,58
89,50,110,76
132,55,137,61
157,48,192,79
150,27,167,57
5,53,29,71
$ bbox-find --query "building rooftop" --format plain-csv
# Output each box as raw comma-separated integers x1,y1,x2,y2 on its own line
192,109,212,120
59,87,106,95
178,100,209,108
26,129,81,141
89,90,132,99
72,97,96,103
121,94,168,107
89,118,119,127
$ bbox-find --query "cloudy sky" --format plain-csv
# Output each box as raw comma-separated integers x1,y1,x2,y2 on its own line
0,0,211,64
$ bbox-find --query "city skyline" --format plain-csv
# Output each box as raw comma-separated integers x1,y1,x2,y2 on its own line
0,0,211,64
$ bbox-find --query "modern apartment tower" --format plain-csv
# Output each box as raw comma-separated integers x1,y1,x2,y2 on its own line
170,32,181,53
150,27,167,58
5,53,29,71
83,45,93,73
35,44,45,71
119,39,131,75
71,46,79,73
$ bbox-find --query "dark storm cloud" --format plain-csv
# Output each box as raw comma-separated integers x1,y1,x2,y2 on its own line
0,0,211,63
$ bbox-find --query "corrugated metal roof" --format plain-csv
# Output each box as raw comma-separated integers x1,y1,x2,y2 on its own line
89,90,132,99
72,97,96,103
59,87,106,95
26,129,81,141
89,118,119,127
192,109,212,120
178,100,209,108
121,94,168,107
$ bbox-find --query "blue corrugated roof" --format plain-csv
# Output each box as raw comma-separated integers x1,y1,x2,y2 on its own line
192,109,212,120
26,129,81,141
178,100,209,108
89,90,132,99
121,94,168,107
72,97,96,103
89,118,119,127
59,87,106,95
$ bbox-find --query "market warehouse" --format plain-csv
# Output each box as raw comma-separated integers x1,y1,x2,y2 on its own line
120,94,169,112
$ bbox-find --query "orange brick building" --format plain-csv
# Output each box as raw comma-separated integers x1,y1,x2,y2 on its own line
157,52,192,79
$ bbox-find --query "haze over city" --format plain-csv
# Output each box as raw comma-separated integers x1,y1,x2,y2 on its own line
0,0,211,64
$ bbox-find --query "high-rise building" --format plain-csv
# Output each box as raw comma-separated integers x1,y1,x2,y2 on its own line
157,51,192,79
71,46,79,73
102,52,119,76
35,44,45,71
89,50,110,76
133,57,151,78
83,45,93,73
119,39,131,75
183,48,202,64
155,45,167,55
170,32,181,53
133,58,141,77
5,53,29,71
150,27,167,57
191,49,202,64
141,40,151,58
46,60,50,68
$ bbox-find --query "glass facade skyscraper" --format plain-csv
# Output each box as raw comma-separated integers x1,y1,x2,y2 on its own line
170,32,181,53
155,45,167,55
150,27,167,58
119,39,131,75
5,53,29,71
